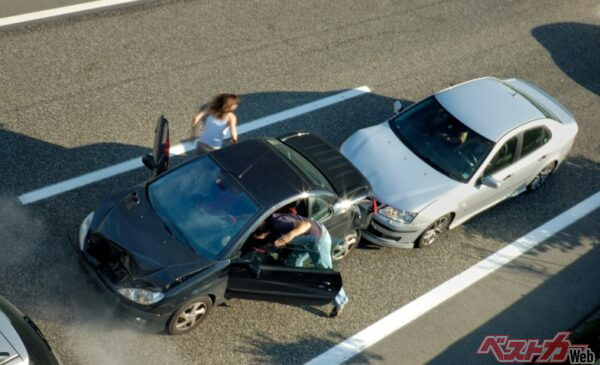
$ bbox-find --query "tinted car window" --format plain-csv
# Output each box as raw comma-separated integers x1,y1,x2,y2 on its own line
389,97,494,182
309,197,332,221
484,137,518,175
521,127,551,158
148,157,260,260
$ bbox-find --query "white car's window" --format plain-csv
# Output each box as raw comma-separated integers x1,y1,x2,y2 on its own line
484,137,518,175
521,127,551,158
389,97,494,182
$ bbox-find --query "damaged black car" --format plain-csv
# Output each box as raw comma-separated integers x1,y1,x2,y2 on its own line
77,117,372,335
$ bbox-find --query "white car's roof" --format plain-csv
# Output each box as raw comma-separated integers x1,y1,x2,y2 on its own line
435,77,544,142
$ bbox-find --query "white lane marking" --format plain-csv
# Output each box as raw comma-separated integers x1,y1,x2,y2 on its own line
18,86,371,204
306,191,600,365
0,0,145,28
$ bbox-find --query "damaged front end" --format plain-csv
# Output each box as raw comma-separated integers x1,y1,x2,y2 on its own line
82,234,165,306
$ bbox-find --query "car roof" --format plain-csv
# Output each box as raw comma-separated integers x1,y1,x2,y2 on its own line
210,138,325,208
435,77,545,142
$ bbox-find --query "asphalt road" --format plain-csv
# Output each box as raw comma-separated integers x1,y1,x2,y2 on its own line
0,0,599,364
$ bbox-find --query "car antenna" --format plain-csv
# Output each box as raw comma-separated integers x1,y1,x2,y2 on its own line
237,152,268,180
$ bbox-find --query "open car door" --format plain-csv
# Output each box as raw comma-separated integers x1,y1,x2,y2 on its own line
226,258,342,306
142,115,170,178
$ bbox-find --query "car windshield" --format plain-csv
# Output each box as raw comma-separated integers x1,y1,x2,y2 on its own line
389,96,494,182
148,157,260,260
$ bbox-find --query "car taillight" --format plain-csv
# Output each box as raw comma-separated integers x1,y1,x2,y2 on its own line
372,199,378,214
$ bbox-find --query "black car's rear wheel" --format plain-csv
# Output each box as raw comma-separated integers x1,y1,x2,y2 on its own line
168,296,213,335
416,214,451,248
527,162,557,192
331,230,360,262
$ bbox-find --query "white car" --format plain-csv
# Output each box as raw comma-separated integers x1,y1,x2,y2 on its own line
341,77,578,248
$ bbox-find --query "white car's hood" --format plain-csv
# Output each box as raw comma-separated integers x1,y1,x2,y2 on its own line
341,122,460,212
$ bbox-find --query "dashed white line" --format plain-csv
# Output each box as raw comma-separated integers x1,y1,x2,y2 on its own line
18,86,371,204
305,190,600,365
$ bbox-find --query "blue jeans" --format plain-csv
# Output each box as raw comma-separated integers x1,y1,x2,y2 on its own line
287,227,348,307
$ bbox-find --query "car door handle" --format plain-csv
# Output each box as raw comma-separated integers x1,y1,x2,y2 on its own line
538,155,547,161
503,174,512,181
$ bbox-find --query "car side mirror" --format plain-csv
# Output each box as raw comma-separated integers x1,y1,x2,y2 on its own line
142,154,156,170
480,175,501,189
393,100,404,114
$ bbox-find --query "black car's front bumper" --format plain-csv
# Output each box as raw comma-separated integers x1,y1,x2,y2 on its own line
78,253,169,332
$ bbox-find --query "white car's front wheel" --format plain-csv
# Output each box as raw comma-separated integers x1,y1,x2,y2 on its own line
416,214,452,248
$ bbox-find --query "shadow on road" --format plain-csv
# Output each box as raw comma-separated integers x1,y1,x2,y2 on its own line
428,216,600,364
459,155,600,252
532,22,600,95
237,332,384,364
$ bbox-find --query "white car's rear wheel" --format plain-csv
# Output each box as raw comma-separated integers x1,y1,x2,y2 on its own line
527,162,557,192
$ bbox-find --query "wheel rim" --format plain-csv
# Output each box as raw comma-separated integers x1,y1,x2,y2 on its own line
175,302,207,331
530,164,554,191
331,232,359,261
421,216,450,246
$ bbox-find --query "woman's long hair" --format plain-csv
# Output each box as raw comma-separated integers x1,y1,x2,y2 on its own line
209,93,240,119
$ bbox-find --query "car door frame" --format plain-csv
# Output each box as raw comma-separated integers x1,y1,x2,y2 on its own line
502,121,555,193
142,115,170,178
459,131,522,220
219,191,343,306
225,259,342,305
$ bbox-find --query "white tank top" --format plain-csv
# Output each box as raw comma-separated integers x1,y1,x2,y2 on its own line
199,114,230,148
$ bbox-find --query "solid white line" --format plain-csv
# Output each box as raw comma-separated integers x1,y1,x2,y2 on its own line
18,86,371,204
0,0,146,28
305,191,600,365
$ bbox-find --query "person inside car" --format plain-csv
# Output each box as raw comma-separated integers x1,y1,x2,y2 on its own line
252,212,348,317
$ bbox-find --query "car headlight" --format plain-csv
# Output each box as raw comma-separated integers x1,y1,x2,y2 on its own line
379,206,417,224
78,212,94,251
117,288,164,305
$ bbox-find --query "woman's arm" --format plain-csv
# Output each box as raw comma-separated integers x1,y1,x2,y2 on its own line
190,107,208,137
228,113,238,142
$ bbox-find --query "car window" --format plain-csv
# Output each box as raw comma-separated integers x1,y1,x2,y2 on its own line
389,96,495,182
520,127,551,158
484,137,518,175
148,157,260,260
309,197,332,221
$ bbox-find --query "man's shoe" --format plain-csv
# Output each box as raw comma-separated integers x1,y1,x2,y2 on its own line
329,303,345,318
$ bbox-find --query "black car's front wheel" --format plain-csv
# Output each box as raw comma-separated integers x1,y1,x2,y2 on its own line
168,296,213,335
331,230,360,262
416,214,452,248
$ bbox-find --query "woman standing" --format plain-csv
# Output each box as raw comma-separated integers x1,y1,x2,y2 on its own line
191,93,240,152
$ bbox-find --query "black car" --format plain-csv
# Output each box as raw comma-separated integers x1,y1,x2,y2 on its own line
76,117,372,335
0,295,60,365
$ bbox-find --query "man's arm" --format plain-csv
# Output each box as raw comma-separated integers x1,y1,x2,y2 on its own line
274,221,311,247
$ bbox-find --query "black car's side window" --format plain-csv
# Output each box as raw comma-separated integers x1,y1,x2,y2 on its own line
484,136,518,176
520,127,551,158
309,197,333,222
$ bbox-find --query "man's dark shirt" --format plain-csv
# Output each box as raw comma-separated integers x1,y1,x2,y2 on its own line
271,213,324,239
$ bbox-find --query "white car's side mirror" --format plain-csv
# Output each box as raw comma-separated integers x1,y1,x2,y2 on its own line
480,175,501,189
393,100,404,114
